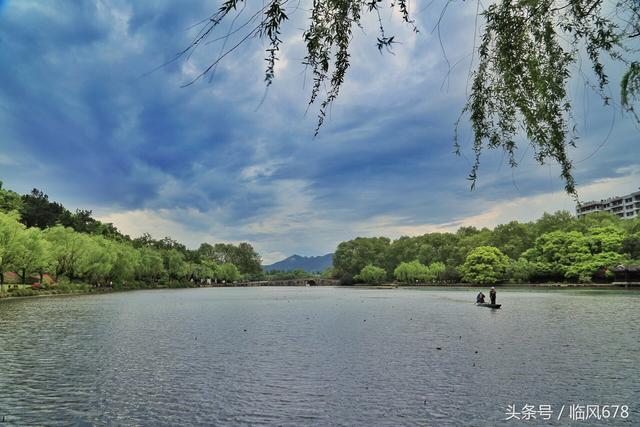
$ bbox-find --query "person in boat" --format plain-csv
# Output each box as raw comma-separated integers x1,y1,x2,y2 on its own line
489,287,496,304
476,292,485,303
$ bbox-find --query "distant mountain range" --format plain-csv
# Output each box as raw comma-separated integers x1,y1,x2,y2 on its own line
263,254,333,273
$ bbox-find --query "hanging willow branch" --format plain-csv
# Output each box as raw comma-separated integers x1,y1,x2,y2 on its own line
178,0,640,195
179,0,416,130
455,0,640,195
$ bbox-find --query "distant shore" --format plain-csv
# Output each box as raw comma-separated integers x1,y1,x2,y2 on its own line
345,282,640,290
3,280,640,301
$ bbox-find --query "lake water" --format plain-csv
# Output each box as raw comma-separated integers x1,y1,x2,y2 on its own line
0,287,638,426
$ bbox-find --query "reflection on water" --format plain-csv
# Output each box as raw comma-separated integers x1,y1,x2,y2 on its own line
0,287,638,425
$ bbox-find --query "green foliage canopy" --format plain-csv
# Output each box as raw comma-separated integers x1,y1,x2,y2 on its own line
393,260,444,283
0,211,26,287
0,182,262,289
462,246,510,284
0,181,22,213
15,228,51,284
356,264,387,284
621,233,640,259
333,237,391,277
333,209,638,284
197,242,262,275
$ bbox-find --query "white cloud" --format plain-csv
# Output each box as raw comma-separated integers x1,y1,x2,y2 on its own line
97,167,639,265
96,208,218,247
352,168,640,238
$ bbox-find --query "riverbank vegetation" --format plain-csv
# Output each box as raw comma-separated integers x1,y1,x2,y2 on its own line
0,182,264,296
3,181,640,292
332,211,640,285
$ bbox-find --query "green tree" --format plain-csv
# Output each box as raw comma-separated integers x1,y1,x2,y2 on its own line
136,246,165,282
507,258,535,283
461,246,510,285
586,226,625,254
534,211,577,237
20,189,70,229
197,259,219,281
216,262,240,282
83,235,117,285
110,241,140,284
621,233,640,259
14,227,51,284
233,242,262,275
394,260,431,284
132,232,156,248
455,228,494,265
0,181,23,213
64,209,100,234
333,237,390,277
576,211,623,233
198,242,262,275
202,243,234,263
490,221,534,260
163,249,186,282
44,225,93,280
0,211,27,290
386,236,423,274
320,267,336,279
524,230,592,280
564,252,624,283
356,264,387,284
196,242,216,259
428,262,446,282
380,233,461,277
418,233,462,267
623,216,640,235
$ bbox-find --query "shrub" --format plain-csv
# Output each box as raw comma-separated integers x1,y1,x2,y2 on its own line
7,288,38,297
356,265,387,284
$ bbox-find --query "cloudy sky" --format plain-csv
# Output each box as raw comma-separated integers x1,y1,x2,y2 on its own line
1,1,638,263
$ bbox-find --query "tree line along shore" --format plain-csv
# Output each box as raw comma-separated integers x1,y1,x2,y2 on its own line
2,181,640,299
0,182,266,298
328,212,640,286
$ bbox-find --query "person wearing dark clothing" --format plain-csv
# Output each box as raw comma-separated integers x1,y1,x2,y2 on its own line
476,292,485,303
489,287,496,304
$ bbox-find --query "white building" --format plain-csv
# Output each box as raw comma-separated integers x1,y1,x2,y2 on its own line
577,188,640,219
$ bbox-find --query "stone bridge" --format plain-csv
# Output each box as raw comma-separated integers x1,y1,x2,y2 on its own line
235,278,339,287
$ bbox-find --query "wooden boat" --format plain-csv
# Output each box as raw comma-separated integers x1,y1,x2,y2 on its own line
475,302,501,309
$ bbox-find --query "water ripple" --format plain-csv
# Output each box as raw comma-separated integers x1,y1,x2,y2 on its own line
0,287,638,425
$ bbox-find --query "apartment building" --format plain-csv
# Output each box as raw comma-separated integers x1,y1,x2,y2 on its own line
576,188,640,219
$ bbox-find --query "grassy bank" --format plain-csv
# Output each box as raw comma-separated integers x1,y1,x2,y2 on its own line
0,282,97,299
0,280,203,300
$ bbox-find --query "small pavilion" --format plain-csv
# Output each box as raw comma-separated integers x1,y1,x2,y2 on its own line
612,265,640,285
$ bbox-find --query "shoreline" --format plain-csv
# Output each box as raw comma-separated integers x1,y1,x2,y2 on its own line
345,282,640,290
2,281,639,302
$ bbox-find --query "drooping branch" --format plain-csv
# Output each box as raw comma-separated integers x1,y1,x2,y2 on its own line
180,1,413,132
177,0,639,195
455,0,640,195
622,61,640,121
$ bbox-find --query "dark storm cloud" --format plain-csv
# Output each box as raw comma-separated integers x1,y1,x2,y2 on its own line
0,0,637,259
0,0,261,211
